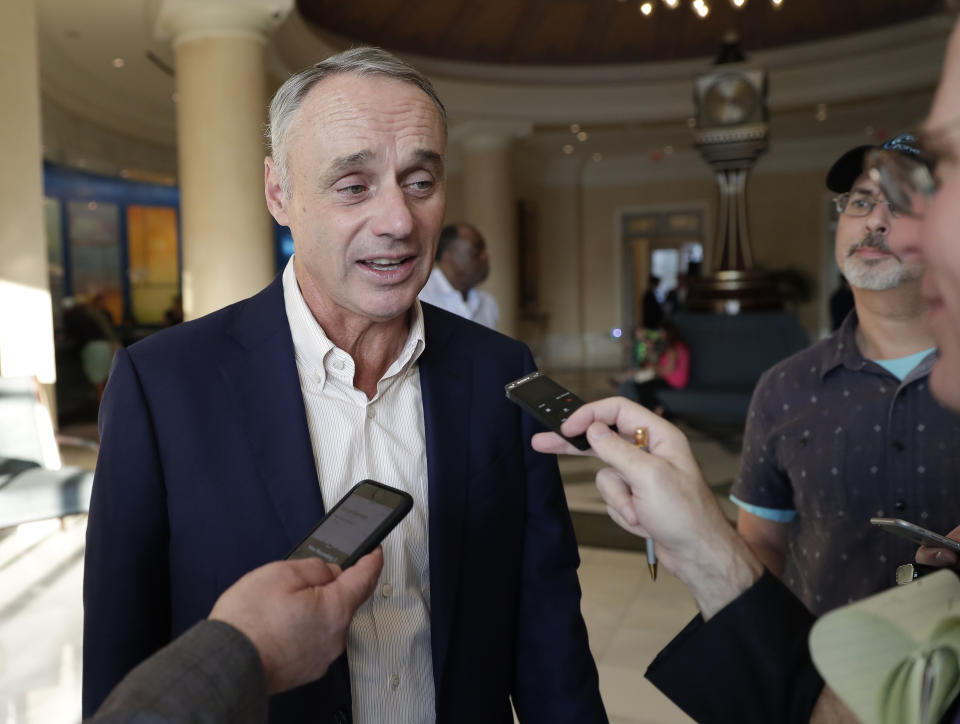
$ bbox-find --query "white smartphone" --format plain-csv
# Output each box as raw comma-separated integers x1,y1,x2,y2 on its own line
870,517,960,554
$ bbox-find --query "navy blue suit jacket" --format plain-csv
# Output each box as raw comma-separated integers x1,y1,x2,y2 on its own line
82,275,605,723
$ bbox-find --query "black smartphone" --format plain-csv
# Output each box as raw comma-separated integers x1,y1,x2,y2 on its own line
505,371,590,451
870,517,960,554
287,480,413,567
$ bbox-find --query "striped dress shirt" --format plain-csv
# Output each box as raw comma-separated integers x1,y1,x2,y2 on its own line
282,259,435,723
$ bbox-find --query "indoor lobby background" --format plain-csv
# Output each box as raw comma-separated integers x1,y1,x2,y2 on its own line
0,1,953,722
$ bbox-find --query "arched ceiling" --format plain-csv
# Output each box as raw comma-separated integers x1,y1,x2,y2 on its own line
296,0,944,65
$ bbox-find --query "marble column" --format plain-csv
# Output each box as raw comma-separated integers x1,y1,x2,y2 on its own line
459,122,531,338
0,0,57,392
153,0,293,319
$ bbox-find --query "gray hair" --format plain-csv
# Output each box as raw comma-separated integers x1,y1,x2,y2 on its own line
266,46,447,196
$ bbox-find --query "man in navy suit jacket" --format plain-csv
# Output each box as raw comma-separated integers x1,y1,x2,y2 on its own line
82,47,605,723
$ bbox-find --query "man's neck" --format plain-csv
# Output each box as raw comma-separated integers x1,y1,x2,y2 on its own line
295,270,410,399
851,282,935,360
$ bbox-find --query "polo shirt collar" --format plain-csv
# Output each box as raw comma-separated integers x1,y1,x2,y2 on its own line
818,308,937,384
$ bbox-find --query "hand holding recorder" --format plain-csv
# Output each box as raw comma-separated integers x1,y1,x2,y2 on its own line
530,395,763,620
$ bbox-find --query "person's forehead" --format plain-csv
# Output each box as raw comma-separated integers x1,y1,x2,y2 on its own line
850,173,882,194
296,73,444,147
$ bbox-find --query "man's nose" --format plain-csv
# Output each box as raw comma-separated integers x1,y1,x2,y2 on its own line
370,184,414,239
865,203,891,235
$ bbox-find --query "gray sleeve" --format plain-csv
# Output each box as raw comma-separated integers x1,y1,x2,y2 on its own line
88,620,269,724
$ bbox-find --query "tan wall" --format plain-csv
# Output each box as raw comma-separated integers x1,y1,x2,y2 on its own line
524,168,830,368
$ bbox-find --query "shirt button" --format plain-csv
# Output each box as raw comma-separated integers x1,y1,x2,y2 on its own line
390,674,400,690
366,407,376,420
381,583,393,598
892,441,905,452
894,500,907,511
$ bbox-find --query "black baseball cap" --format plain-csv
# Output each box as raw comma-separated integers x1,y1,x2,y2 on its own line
826,133,929,193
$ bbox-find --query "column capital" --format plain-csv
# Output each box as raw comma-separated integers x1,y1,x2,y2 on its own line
152,0,294,46
452,120,533,152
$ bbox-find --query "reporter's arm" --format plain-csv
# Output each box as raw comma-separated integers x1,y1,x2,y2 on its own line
90,551,383,723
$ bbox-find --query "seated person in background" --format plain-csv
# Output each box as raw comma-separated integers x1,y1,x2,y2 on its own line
731,134,960,616
616,323,690,415
531,22,960,718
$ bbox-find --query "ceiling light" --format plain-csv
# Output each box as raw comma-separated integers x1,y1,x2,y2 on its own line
771,0,784,7
730,0,747,7
563,144,575,155
112,57,125,68
640,2,654,15
577,131,589,142
592,153,603,162
693,2,710,18
663,0,679,7
570,123,581,133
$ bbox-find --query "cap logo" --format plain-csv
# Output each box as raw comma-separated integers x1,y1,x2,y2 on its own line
882,133,921,157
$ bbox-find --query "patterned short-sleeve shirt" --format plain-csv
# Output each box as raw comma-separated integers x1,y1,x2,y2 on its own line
730,312,960,615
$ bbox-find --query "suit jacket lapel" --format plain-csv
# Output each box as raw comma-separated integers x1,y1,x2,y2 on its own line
222,275,325,551
419,304,471,694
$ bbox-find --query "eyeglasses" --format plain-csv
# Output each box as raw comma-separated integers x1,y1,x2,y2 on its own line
866,148,936,218
863,119,959,217
833,190,902,218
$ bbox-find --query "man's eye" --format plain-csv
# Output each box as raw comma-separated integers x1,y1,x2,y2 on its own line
340,185,366,195
850,198,871,208
408,180,433,192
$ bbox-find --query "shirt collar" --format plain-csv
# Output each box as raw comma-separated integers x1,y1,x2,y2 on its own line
819,309,865,379
819,309,937,383
282,256,426,390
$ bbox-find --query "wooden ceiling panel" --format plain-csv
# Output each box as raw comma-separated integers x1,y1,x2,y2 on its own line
296,0,946,65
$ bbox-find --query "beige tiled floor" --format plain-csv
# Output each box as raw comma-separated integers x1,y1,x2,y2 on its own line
0,392,741,724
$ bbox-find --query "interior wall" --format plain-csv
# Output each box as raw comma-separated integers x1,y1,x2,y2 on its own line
41,96,177,181
524,167,830,369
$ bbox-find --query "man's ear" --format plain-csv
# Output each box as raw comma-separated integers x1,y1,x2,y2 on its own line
264,157,290,226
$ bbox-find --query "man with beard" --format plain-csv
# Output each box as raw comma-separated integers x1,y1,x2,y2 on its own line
730,134,960,615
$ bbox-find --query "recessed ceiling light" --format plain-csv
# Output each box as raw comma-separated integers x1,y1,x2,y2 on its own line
639,2,654,16
570,123,581,134
112,57,125,68
577,131,588,142
592,153,603,162
562,144,575,155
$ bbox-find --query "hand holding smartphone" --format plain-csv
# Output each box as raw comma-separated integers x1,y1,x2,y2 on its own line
287,480,413,568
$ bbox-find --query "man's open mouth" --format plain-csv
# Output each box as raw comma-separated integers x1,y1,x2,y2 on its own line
360,256,413,271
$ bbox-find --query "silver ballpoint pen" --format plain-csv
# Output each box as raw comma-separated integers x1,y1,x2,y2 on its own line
634,427,657,581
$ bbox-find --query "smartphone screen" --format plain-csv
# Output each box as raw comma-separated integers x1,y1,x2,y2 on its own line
287,480,413,567
505,371,589,450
